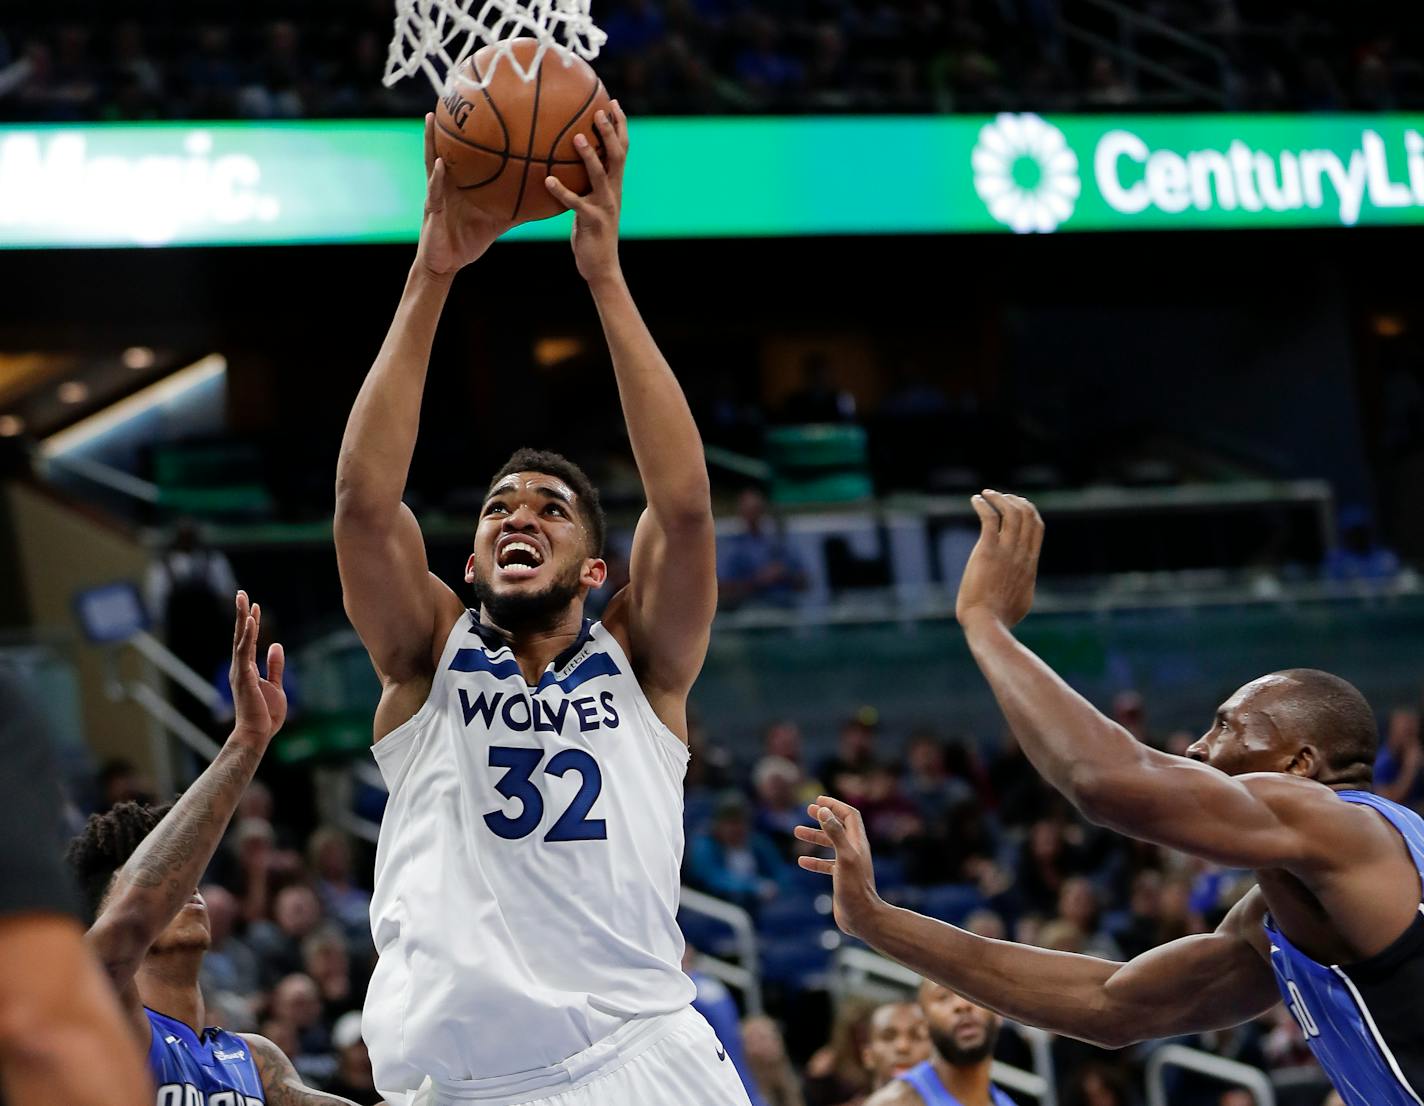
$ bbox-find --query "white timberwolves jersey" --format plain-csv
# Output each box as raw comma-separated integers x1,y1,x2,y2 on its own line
363,612,696,1094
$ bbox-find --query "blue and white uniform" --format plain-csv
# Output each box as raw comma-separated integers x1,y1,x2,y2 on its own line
365,614,750,1106
1268,790,1424,1106
895,1060,1017,1106
145,1007,265,1105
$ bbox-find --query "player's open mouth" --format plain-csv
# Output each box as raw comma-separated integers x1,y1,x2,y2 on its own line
497,538,545,579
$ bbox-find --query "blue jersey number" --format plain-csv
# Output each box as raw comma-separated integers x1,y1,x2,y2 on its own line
483,746,608,842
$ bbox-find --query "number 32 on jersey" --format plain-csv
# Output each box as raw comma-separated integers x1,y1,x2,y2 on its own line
483,745,608,842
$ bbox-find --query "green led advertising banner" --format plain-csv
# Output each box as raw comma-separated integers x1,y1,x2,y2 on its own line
3,114,1424,247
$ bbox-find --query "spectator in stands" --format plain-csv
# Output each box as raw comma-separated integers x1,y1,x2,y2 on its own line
1062,1063,1136,1106
861,1001,930,1091
742,1015,806,1106
302,925,360,1023
198,882,261,1018
1054,877,1124,960
804,996,875,1106
1324,505,1401,582
962,909,1007,941
323,1011,382,1105
901,732,974,820
753,755,809,859
858,762,923,849
230,814,303,925
687,791,788,912
270,972,335,1085
1109,869,1165,960
145,519,238,731
719,488,808,610
1013,818,1083,918
818,710,882,807
756,718,823,805
308,827,372,944
96,757,156,811
249,883,324,984
734,15,804,106
777,352,856,425
1376,707,1424,805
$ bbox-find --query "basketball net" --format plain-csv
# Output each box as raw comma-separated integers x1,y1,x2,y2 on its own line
383,0,606,93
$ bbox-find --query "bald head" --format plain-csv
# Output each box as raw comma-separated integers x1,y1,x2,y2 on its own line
1188,669,1378,787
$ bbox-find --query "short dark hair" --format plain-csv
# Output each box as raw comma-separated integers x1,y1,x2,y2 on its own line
65,801,170,926
486,448,606,557
1268,669,1378,781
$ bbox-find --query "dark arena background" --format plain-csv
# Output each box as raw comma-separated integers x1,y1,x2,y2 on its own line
3,2,1424,1105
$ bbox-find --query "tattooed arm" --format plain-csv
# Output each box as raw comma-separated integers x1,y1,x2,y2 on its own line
86,592,287,1017
243,1035,385,1106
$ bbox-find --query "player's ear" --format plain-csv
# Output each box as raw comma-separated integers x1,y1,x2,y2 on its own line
1288,743,1320,779
464,553,478,583
582,557,608,590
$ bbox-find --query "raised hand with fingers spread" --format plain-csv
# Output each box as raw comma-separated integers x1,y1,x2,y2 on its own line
793,795,885,941
229,590,287,745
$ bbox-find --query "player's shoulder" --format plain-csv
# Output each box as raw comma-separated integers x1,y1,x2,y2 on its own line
865,1079,926,1106
1238,774,1402,861
1236,771,1360,816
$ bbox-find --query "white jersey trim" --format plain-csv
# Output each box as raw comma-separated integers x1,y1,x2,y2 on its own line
1328,963,1424,1106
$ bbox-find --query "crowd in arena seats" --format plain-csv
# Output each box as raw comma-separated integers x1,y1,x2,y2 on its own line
68,693,1424,1102
2,1,1421,123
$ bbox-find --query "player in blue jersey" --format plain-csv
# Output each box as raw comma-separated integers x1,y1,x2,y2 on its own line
865,982,1015,1106
800,492,1424,1106
67,592,375,1106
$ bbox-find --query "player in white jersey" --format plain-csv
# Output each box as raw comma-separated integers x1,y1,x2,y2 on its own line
334,104,750,1106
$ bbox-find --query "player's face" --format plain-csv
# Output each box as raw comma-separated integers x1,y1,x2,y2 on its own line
1186,677,1298,776
150,888,213,954
862,1003,930,1087
466,472,606,628
918,982,1000,1066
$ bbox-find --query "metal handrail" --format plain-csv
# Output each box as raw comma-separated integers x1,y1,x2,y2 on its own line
1145,1044,1276,1106
830,946,1057,1106
679,886,764,1016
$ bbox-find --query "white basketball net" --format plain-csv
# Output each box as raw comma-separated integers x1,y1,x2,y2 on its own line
383,0,607,93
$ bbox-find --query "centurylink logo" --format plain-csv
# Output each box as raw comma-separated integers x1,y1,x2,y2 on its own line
972,113,1081,233
972,113,1424,233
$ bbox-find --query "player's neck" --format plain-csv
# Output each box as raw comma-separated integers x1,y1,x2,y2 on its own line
478,605,586,681
933,1055,994,1106
137,951,207,1032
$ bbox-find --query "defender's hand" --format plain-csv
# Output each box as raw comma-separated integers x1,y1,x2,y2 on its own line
229,591,287,746
416,113,512,279
794,796,884,941
544,101,628,284
955,490,1044,631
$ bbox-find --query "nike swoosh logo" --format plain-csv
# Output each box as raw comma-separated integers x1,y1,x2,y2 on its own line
716,1045,727,1062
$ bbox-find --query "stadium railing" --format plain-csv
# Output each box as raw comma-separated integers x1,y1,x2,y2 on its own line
1145,1043,1276,1106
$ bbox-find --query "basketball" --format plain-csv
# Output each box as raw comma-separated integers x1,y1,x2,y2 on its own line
433,39,613,225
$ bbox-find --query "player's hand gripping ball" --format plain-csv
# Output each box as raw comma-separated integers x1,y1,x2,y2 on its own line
434,39,613,225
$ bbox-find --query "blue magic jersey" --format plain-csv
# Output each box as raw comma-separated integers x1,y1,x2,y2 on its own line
145,1008,265,1106
1267,791,1424,1106
897,1061,1017,1106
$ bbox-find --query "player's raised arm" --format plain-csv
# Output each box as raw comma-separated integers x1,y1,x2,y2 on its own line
797,797,1282,1048
334,115,510,698
545,103,716,734
950,491,1368,871
80,593,285,1023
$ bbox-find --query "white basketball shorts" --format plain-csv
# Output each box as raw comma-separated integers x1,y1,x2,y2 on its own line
388,1006,754,1106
